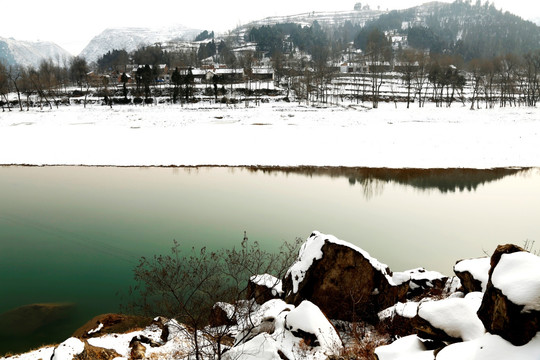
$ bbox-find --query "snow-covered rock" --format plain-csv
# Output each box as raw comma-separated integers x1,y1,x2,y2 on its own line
415,292,485,342
477,244,540,346
51,337,85,359
248,273,283,304
393,267,448,298
228,299,341,360
375,335,435,360
454,257,491,293
283,231,408,322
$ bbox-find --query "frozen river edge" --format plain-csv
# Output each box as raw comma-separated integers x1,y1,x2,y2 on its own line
1,102,539,168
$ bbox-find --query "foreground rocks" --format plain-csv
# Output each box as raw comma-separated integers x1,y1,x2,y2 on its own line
3,233,540,360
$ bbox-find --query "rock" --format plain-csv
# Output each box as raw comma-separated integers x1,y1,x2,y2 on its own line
0,303,74,336
210,302,237,327
247,274,283,304
413,292,485,343
477,244,540,346
454,257,491,293
392,268,448,299
73,313,153,339
73,341,121,360
129,339,146,360
283,232,408,322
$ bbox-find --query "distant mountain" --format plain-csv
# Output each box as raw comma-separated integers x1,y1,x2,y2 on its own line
0,37,72,68
79,25,201,63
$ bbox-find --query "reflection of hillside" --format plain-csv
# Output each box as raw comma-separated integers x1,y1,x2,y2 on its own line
246,167,530,197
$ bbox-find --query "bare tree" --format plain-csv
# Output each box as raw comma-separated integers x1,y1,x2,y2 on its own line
126,234,302,360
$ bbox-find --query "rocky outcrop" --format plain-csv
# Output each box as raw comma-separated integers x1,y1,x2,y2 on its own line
73,313,153,339
477,244,540,346
283,232,408,322
454,257,491,293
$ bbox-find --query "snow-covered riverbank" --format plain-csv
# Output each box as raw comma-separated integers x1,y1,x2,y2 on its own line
1,101,539,168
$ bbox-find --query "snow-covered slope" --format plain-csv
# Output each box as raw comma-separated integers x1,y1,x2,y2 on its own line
0,37,72,68
79,25,201,63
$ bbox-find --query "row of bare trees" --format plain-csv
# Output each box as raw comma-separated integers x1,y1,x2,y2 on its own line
0,57,90,111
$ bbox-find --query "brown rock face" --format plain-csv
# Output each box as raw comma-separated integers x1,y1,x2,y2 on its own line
477,244,540,346
454,268,484,293
73,313,153,339
73,341,121,360
283,239,408,322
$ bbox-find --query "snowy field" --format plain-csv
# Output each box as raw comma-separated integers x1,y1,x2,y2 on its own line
1,101,539,168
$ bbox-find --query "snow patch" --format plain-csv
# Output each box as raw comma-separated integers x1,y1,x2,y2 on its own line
436,332,540,360
51,338,85,360
375,335,434,360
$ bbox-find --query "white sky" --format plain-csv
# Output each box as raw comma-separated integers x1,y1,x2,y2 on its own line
0,0,538,55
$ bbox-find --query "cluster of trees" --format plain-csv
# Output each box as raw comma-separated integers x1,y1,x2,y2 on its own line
0,57,91,111
124,234,302,360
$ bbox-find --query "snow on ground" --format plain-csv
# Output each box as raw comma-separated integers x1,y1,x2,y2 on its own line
454,257,491,292
436,332,540,360
1,101,539,168
0,346,55,360
375,335,435,360
50,338,85,360
491,251,540,312
377,333,540,360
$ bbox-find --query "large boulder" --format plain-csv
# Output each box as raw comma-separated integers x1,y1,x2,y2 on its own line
477,244,540,346
454,257,491,293
283,231,408,322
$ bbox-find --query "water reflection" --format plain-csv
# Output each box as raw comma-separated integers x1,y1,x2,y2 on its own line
245,167,530,199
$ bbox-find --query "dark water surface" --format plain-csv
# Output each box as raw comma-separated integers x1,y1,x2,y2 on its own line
0,166,538,354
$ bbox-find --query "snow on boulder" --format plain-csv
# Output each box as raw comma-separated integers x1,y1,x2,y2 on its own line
477,244,540,346
283,231,408,322
284,301,342,352
393,268,448,298
247,273,283,304
375,335,435,360
454,257,491,293
51,337,85,359
414,292,485,342
229,300,342,360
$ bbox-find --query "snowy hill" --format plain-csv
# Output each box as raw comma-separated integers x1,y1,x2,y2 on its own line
238,8,386,29
0,37,72,68
79,25,201,63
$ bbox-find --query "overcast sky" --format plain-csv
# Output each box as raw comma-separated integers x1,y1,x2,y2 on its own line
0,0,538,55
